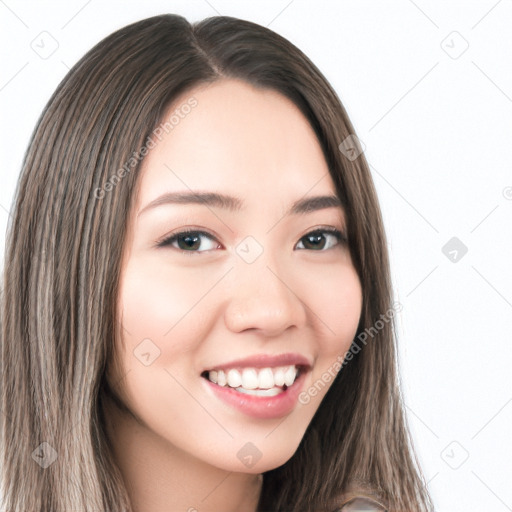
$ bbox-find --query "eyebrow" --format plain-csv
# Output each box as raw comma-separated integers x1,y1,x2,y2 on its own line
137,191,343,218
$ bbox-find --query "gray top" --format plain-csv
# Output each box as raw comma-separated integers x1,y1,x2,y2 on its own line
339,496,387,511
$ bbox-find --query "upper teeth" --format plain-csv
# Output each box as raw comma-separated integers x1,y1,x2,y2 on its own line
207,366,298,390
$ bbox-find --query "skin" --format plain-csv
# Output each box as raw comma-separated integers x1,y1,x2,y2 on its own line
102,78,363,512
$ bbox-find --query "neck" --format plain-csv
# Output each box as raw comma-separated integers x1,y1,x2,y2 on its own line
101,391,263,512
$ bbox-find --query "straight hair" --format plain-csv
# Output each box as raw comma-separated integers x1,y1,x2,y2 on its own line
0,14,433,511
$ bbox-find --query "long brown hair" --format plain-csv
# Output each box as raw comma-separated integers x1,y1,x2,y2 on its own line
0,14,433,511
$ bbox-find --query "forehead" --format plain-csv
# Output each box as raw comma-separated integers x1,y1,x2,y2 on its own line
136,78,337,211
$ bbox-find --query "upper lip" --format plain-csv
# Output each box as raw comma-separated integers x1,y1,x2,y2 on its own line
203,352,313,373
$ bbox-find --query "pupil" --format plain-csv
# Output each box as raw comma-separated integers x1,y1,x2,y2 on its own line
306,233,325,250
179,234,200,250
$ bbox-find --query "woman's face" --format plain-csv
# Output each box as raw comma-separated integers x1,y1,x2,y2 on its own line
107,78,363,473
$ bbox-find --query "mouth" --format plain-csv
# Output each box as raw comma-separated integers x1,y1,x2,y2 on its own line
200,353,312,419
200,365,305,397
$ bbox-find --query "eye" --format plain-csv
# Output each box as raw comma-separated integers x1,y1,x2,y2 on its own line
157,229,220,254
157,227,347,254
295,228,347,251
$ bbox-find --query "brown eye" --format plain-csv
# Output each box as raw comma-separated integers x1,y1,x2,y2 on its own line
157,227,346,254
158,230,220,253
295,229,346,251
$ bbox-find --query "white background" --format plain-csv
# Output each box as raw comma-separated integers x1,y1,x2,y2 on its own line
1,1,511,510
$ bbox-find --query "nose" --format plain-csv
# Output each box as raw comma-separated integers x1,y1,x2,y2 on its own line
223,256,308,337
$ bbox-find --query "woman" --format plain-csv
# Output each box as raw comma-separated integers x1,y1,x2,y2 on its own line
0,13,433,512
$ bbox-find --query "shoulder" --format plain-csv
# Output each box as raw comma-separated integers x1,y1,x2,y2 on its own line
335,496,387,512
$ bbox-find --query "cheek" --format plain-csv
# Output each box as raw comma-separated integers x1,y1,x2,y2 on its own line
305,260,362,353
116,256,215,365
299,263,362,404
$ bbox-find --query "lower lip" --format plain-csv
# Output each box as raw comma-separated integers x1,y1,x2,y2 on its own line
202,370,307,419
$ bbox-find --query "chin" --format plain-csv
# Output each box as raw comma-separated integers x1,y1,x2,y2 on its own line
208,434,304,475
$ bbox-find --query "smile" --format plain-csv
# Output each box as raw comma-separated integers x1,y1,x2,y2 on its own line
200,353,311,419
202,365,301,397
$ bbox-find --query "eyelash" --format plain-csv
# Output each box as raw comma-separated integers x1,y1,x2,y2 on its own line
156,227,347,255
